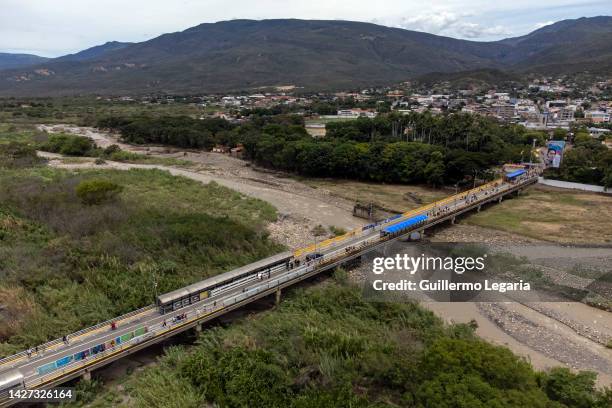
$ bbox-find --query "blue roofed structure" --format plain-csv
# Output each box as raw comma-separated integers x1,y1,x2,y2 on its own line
382,214,428,234
506,169,526,179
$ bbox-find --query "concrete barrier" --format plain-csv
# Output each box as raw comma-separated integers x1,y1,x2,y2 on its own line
538,177,611,194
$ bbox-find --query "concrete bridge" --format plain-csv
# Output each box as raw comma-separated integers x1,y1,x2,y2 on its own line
0,173,538,406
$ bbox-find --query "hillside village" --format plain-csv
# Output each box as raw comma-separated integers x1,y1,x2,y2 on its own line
100,75,612,143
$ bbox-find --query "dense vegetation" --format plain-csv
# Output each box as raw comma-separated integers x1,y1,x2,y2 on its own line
42,133,97,156
0,141,44,168
2,131,611,407
0,142,281,354
544,130,612,187
98,112,611,187
0,97,208,125
98,116,233,149
98,112,546,186
0,123,191,166
78,282,612,408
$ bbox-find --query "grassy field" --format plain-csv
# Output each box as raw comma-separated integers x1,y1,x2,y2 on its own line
304,179,448,213
0,163,281,355
465,186,612,244
53,153,194,167
304,117,357,125
0,123,47,143
0,97,210,126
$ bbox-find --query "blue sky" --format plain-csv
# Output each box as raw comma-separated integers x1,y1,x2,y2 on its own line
1,0,610,57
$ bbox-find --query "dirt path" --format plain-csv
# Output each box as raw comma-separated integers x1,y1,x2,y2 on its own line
38,125,362,236
38,153,360,253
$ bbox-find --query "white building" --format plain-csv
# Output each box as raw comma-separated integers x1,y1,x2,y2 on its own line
336,109,377,118
585,111,610,123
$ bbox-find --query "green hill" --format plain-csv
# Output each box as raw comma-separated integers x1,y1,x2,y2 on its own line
0,17,610,95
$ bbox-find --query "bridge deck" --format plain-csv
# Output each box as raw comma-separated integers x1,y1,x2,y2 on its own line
0,175,538,406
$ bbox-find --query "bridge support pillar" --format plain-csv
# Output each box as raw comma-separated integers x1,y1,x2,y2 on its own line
82,371,91,381
498,196,503,203
275,288,281,306
195,323,202,333
451,217,456,225
477,205,481,213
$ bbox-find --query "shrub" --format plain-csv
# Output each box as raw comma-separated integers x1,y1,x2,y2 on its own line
0,176,127,237
43,134,95,156
103,144,121,156
180,347,293,407
541,367,599,408
312,224,326,237
0,142,43,168
61,136,94,156
329,226,346,236
108,150,141,162
413,337,549,406
75,179,123,205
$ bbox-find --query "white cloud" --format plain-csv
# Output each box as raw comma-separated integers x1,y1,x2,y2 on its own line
533,21,555,30
0,0,609,56
392,10,511,39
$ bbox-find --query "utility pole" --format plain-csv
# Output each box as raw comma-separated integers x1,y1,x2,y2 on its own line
152,273,158,303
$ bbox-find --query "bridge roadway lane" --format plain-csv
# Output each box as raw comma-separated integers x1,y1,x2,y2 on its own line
11,226,382,388
12,222,392,388
1,176,533,392
13,261,314,386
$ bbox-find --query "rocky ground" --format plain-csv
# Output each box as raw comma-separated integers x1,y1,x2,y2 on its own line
479,302,612,381
429,225,612,386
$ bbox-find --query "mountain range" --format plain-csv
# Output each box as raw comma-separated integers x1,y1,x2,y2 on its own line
0,53,49,70
0,16,610,96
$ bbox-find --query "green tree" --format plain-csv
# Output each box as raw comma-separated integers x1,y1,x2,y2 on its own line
44,134,95,156
413,338,551,407
425,151,445,187
541,367,598,408
552,128,568,140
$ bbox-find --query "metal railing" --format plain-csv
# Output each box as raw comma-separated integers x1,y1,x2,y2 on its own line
0,305,155,371
293,177,517,259
19,268,321,391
